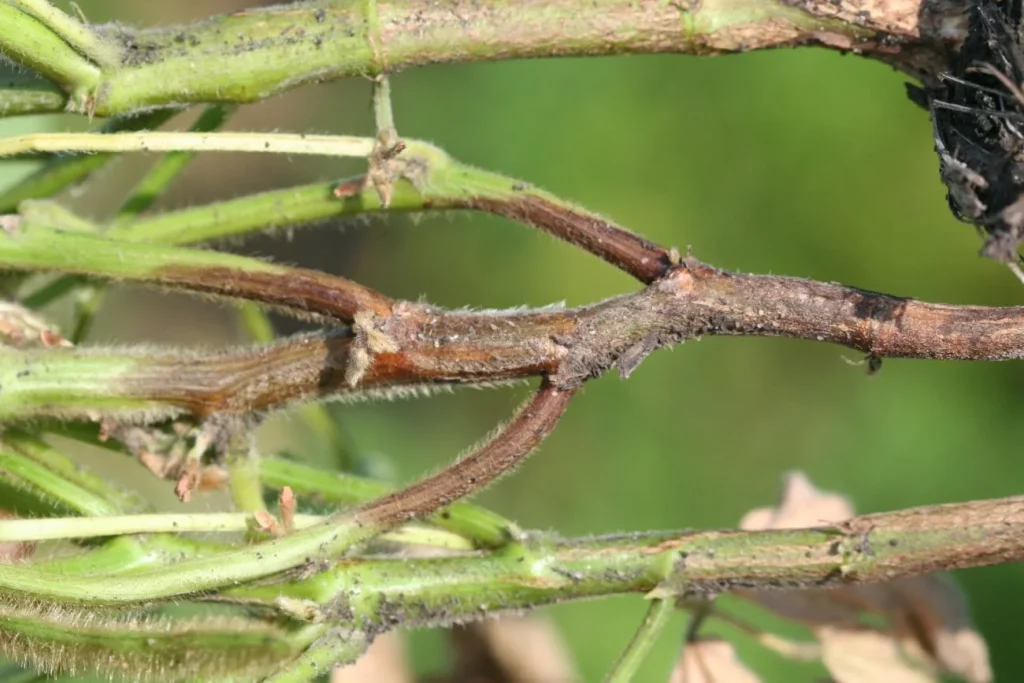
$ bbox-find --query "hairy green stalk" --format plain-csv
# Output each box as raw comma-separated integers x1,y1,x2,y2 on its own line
2,430,143,513
261,628,367,683
106,139,665,280
0,68,64,117
6,0,121,69
0,0,882,117
0,446,121,517
0,593,323,682
0,2,98,97
604,599,676,683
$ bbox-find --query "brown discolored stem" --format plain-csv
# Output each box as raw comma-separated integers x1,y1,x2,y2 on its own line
153,264,394,322
353,381,575,528
17,257,1024,424
451,195,674,283
90,258,1024,418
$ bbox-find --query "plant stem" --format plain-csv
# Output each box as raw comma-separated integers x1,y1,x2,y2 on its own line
0,511,470,549
64,105,238,343
260,457,517,549
0,512,319,541
603,599,676,683
225,436,268,516
6,0,121,68
0,593,321,682
0,131,376,159
262,629,368,683
0,447,119,516
0,222,394,322
0,2,99,96
236,303,356,471
0,383,567,603
0,110,179,214
114,140,670,281
0,71,65,116
0,0,907,117
114,105,238,223
2,430,142,513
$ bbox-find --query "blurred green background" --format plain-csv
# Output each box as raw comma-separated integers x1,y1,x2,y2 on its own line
3,1,1023,681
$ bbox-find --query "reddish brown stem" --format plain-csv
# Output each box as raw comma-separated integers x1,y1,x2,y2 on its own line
106,258,1024,420
353,381,574,528
145,264,394,322
454,195,673,283
336,175,675,283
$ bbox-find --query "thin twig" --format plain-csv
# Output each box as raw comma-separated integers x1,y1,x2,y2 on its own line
0,511,471,548
6,0,120,68
604,599,676,683
0,131,376,159
352,380,575,528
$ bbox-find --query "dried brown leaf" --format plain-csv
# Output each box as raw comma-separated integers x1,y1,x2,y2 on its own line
279,486,296,534
738,472,992,683
818,627,933,683
0,301,70,349
668,638,761,683
253,510,281,536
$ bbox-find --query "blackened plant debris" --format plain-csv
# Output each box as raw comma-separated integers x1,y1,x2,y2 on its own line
925,0,1024,263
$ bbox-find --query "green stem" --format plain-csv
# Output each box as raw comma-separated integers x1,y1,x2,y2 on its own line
31,534,227,576
0,222,393,321
1,429,143,513
110,140,669,281
0,0,884,117
68,282,102,344
237,302,276,343
0,446,121,517
226,442,268,516
42,105,235,340
0,66,65,116
0,512,321,542
0,109,177,214
603,599,676,683
6,0,121,68
262,629,367,683
0,131,375,159
114,105,238,224
0,2,99,96
0,592,321,682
